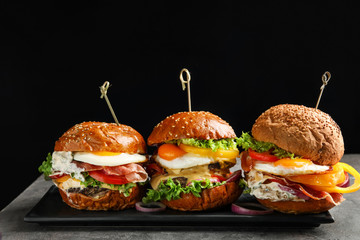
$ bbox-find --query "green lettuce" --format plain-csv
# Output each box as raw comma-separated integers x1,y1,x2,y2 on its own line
142,178,226,203
236,132,299,159
168,138,237,152
38,153,53,179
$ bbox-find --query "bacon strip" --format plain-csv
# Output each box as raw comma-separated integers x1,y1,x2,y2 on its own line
72,160,148,183
73,160,103,171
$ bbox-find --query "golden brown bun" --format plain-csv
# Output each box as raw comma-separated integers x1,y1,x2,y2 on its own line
257,196,342,214
58,185,143,211
161,181,242,211
148,111,236,146
54,122,146,154
252,104,344,165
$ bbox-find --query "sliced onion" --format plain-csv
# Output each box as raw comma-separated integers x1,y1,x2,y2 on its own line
337,172,350,188
226,170,242,183
231,202,274,215
135,202,166,212
278,184,310,200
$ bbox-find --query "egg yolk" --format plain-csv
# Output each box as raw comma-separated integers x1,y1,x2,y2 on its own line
91,151,122,156
273,158,313,168
158,144,187,160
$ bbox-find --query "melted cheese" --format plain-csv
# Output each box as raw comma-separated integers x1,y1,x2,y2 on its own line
150,165,212,190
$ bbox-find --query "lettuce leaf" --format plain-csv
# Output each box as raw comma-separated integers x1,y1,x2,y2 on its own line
236,132,299,159
142,178,226,203
168,138,237,152
38,153,53,179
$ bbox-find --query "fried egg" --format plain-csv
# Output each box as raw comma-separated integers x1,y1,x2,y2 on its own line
254,159,330,176
73,152,147,166
155,153,213,169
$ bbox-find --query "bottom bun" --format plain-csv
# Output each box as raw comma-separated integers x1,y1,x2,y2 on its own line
59,185,143,211
257,196,342,214
161,181,242,211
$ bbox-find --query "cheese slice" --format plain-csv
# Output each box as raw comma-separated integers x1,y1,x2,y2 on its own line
150,164,212,190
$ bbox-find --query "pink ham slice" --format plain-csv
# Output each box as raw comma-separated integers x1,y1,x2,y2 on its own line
72,160,148,183
266,175,344,206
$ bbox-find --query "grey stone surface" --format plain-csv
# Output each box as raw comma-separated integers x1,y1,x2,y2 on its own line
1,154,360,240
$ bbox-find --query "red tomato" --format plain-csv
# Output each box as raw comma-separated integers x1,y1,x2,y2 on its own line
89,170,129,185
248,148,279,162
158,143,187,160
211,174,227,182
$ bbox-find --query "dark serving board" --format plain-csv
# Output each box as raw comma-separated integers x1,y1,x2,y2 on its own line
24,186,334,228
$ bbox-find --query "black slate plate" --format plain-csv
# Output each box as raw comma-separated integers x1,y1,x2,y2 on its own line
24,186,334,228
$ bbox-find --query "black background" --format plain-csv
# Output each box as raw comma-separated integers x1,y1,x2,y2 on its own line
1,1,359,210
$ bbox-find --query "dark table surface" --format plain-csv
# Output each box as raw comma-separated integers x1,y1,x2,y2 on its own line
1,154,360,240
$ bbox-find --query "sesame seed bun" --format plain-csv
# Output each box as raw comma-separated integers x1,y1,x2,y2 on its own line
251,104,344,166
147,111,237,146
54,121,146,154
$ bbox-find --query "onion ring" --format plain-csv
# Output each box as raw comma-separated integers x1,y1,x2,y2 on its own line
231,202,274,215
226,170,242,183
135,202,166,212
337,172,350,188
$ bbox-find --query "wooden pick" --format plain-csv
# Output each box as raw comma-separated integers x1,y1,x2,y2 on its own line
99,81,120,125
179,68,192,112
315,71,331,109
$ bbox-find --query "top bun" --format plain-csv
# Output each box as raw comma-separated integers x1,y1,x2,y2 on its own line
252,104,344,166
147,111,236,146
54,122,146,154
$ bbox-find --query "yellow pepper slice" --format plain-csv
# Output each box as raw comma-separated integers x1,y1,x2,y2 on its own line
306,162,360,194
287,163,346,186
178,144,239,160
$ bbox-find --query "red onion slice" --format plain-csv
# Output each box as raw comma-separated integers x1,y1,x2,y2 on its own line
337,172,350,188
226,170,242,183
135,202,166,212
231,202,274,215
278,184,310,200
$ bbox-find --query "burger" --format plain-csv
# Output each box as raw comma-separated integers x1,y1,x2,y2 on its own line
143,111,243,211
38,121,148,210
238,104,360,214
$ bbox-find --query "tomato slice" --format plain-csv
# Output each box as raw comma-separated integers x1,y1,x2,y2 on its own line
211,174,227,182
248,148,279,162
158,143,187,160
89,170,129,185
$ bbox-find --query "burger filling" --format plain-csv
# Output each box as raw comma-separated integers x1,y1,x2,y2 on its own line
39,151,148,197
238,132,360,205
143,138,243,203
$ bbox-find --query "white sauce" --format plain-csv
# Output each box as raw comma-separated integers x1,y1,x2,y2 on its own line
52,151,85,181
247,170,305,202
